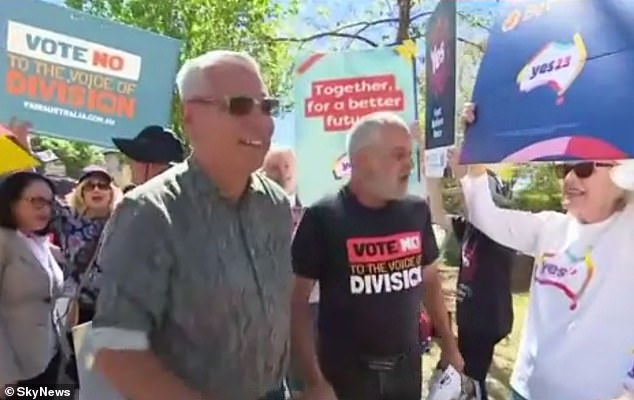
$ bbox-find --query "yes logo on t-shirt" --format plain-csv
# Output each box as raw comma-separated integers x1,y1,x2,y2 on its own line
346,231,423,295
534,249,596,310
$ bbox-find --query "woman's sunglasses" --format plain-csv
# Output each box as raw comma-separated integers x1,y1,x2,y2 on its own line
83,181,111,191
191,96,280,116
557,162,614,179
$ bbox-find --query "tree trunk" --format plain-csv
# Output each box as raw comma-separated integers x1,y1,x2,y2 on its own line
396,0,411,41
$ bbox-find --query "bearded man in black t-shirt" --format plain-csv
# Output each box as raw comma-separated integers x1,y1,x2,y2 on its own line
291,112,464,400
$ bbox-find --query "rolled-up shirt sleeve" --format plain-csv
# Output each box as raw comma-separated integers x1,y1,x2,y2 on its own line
460,173,564,257
87,196,173,352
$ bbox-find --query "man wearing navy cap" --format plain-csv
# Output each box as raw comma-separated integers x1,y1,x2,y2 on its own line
112,125,185,188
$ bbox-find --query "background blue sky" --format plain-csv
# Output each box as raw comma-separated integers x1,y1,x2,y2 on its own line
42,0,499,147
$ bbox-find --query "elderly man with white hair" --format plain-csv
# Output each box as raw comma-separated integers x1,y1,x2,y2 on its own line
88,50,292,400
291,111,463,400
262,146,300,207
262,146,318,396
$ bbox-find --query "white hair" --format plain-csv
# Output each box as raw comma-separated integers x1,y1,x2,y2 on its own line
346,112,410,156
611,160,634,192
175,50,260,101
266,145,295,158
263,145,296,166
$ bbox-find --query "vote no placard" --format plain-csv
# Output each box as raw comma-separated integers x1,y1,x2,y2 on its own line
0,0,182,147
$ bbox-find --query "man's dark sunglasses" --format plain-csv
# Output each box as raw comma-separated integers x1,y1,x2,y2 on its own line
557,162,614,179
191,96,280,116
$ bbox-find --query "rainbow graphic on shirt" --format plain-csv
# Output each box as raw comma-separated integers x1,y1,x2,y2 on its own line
534,249,595,310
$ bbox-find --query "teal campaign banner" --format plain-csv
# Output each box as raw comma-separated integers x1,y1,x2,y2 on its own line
0,0,182,147
293,45,419,206
462,0,634,163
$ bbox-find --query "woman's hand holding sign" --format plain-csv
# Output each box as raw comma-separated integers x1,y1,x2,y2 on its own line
0,118,37,175
4,117,33,152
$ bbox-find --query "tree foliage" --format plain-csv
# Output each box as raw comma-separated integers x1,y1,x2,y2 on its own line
275,0,490,50
438,163,563,265
275,0,492,214
65,0,299,136
272,0,490,134
438,163,563,217
54,0,495,178
509,164,563,212
37,0,299,172
31,136,104,178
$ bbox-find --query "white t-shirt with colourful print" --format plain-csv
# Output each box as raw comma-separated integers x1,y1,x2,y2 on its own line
461,174,634,400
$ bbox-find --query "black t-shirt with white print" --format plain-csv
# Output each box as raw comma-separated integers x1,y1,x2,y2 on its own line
452,216,515,338
292,186,439,376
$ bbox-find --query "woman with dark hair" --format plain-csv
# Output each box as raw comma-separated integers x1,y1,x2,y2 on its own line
2,119,123,386
0,172,64,389
3,121,122,323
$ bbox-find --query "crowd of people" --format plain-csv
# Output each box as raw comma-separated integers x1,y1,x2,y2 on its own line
0,48,633,400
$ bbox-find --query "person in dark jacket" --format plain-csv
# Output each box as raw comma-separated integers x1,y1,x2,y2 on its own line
427,151,515,400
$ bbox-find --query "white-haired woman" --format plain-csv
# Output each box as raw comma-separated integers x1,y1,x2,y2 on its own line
262,146,315,397
460,103,634,400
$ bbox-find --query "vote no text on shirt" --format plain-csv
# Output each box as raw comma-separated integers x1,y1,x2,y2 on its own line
346,231,424,295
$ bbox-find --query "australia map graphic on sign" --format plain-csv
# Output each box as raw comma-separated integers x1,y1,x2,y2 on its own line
462,0,634,163
517,33,587,105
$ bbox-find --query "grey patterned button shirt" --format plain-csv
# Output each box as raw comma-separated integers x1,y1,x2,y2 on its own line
90,159,293,399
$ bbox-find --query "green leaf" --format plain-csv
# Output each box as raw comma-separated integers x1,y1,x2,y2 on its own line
34,137,104,178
